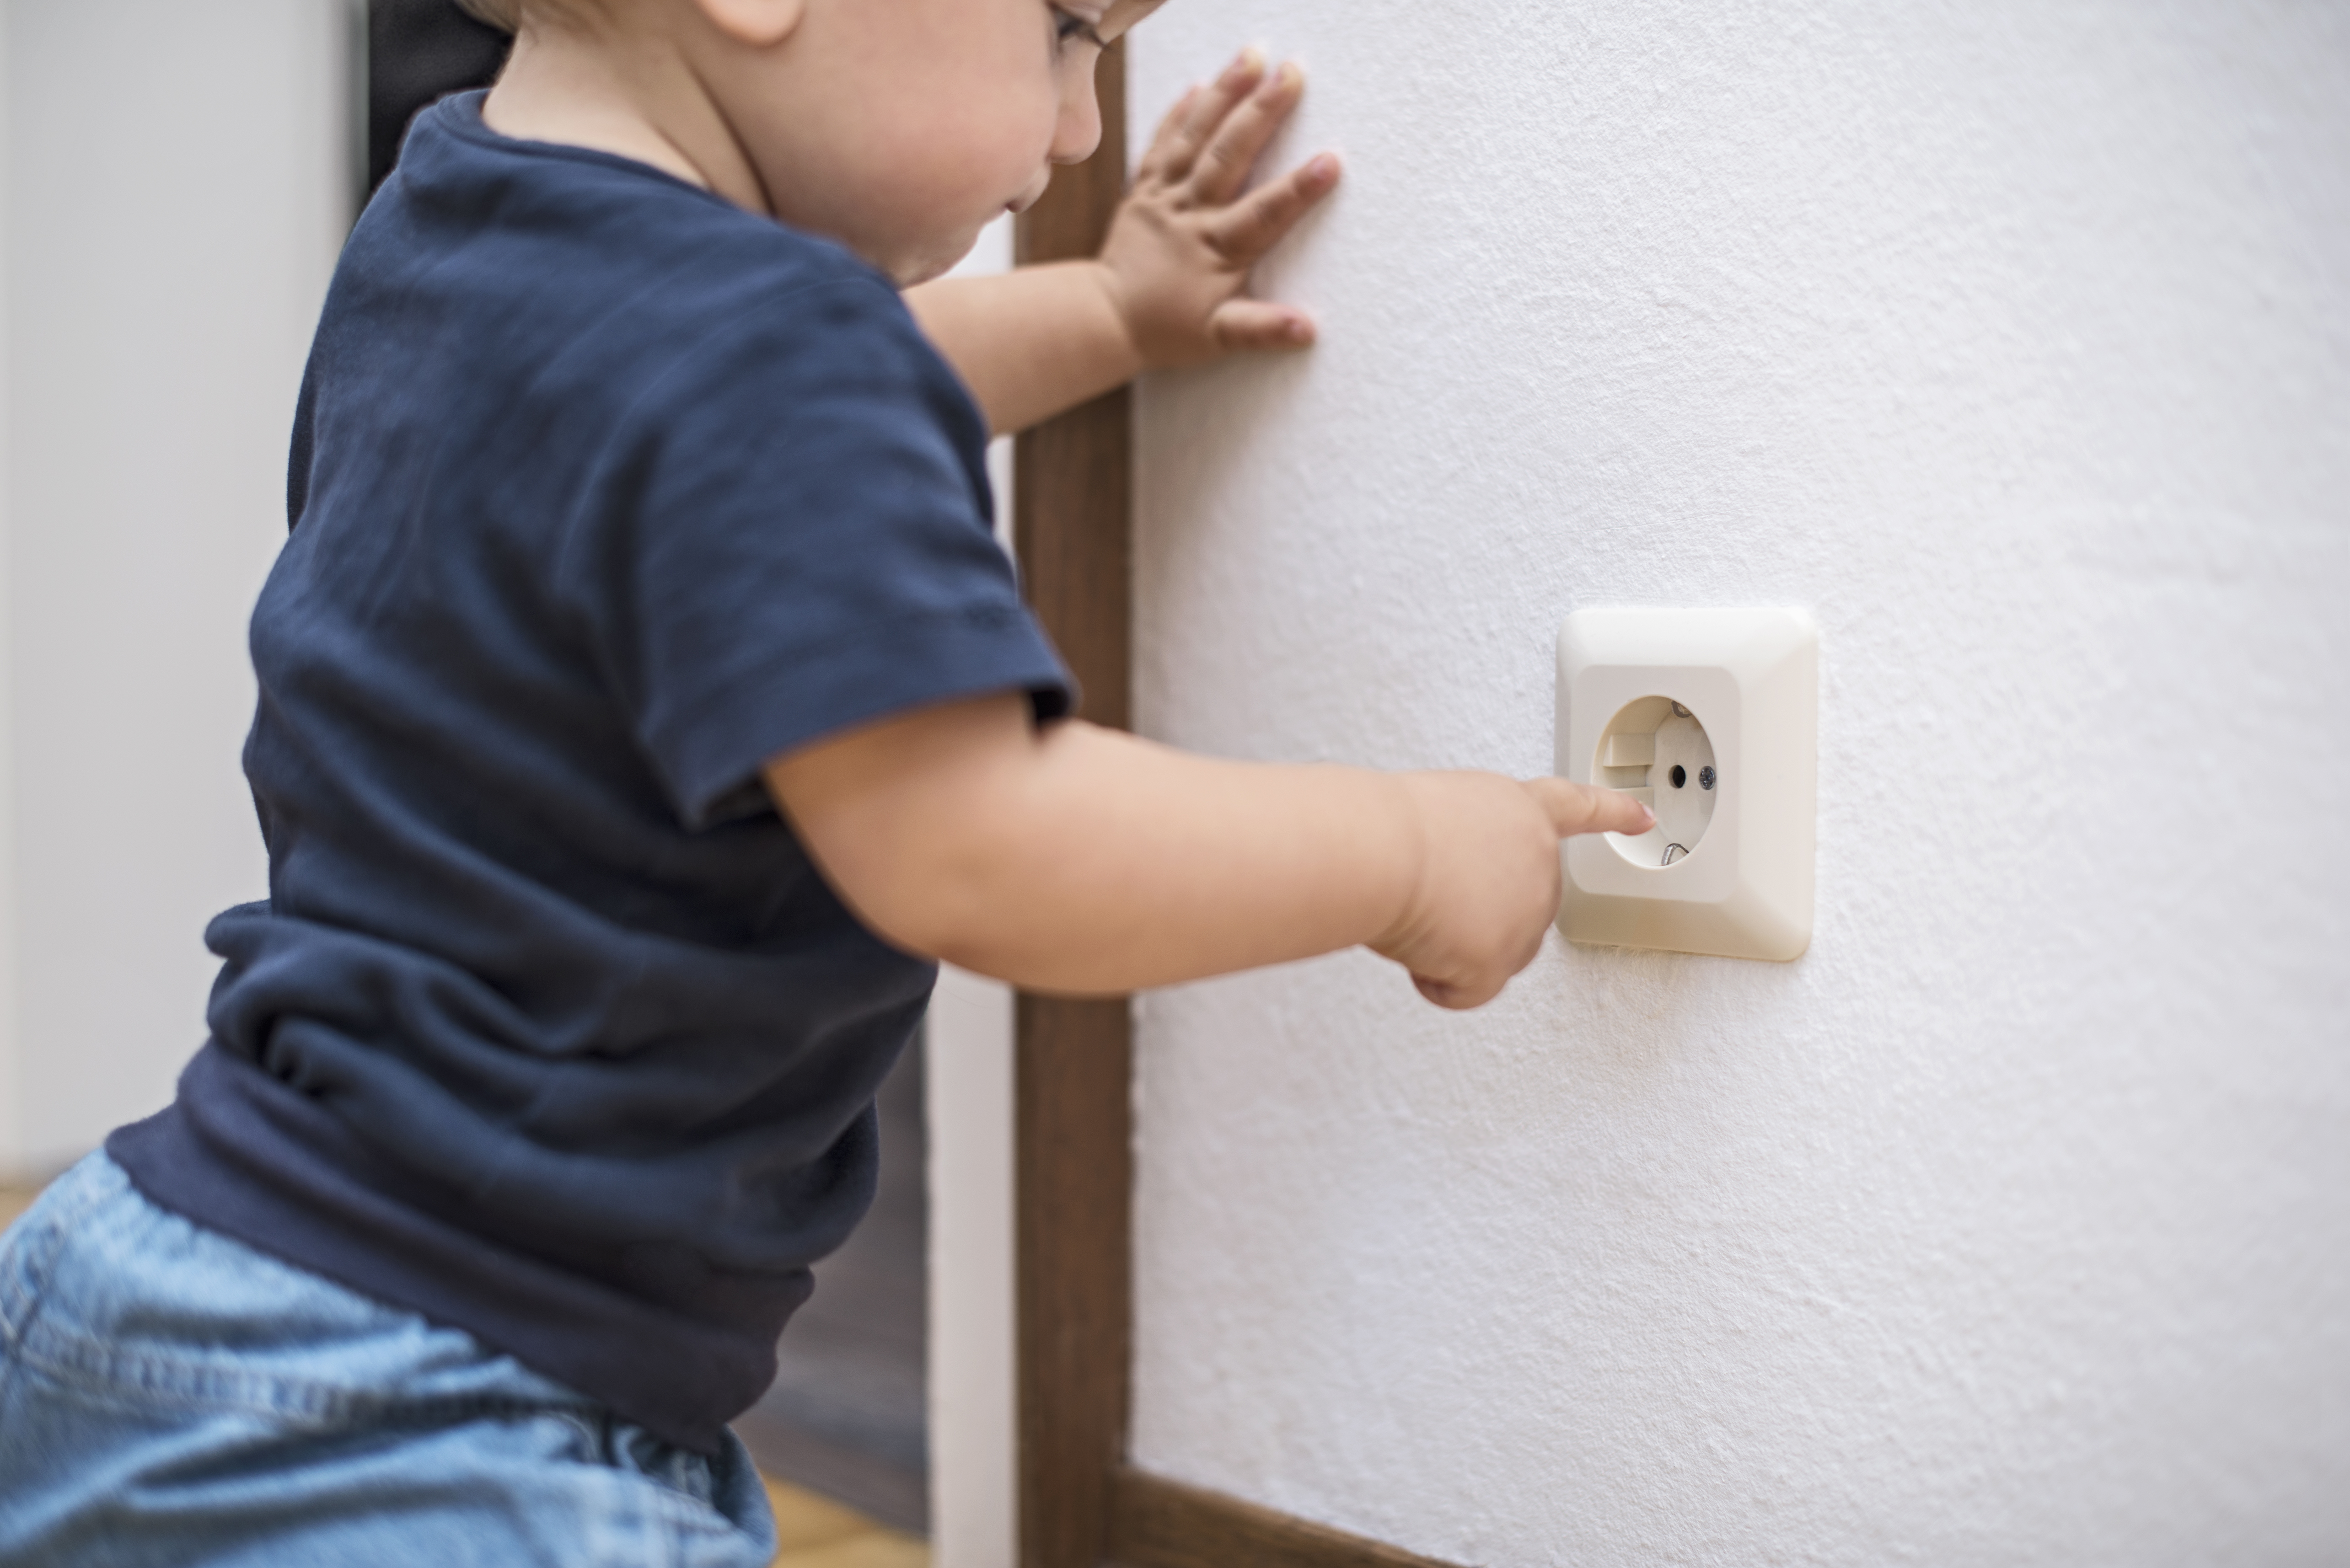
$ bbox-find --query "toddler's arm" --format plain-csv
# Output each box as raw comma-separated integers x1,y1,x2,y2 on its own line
907,49,1335,436
766,696,1651,1010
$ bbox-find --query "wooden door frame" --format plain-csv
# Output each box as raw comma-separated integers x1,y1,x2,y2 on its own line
1009,43,1458,1568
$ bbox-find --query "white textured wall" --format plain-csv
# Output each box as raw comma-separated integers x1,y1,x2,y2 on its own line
0,0,344,1174
1128,4,2350,1564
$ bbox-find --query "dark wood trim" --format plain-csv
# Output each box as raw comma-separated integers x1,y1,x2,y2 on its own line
1110,1471,1466,1568
1010,40,1457,1568
1012,38,1133,1568
1011,993,1132,1568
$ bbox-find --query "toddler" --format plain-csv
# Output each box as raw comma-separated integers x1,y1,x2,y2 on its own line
0,0,1648,1561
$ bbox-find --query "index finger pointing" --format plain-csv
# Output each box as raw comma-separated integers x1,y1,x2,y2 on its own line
1522,777,1654,838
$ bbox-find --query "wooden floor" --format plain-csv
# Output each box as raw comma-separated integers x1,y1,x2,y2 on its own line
763,1477,928,1568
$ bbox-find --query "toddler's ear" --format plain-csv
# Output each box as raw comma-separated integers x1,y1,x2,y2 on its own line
693,0,805,48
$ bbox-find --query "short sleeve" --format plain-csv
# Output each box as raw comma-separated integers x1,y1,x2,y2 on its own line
574,276,1072,829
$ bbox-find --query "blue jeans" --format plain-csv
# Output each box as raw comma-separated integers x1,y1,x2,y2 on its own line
0,1153,776,1567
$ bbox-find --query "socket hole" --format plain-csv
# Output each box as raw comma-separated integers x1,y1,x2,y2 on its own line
1594,695,1718,869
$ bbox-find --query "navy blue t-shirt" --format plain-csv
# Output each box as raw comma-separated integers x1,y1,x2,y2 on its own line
108,94,1070,1453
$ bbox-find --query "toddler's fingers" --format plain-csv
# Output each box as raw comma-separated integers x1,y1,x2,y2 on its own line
1151,49,1266,186
1413,970,1499,1011
1187,60,1306,205
1205,153,1340,262
1134,86,1203,181
1523,776,1654,838
1207,298,1316,353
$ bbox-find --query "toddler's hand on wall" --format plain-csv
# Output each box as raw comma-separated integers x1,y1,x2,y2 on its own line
1099,48,1339,368
1374,776,1653,1010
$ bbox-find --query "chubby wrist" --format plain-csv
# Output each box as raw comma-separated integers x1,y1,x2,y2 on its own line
1080,258,1152,380
1368,771,1434,956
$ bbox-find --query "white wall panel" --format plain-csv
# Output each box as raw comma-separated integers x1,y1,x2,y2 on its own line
1128,5,2350,1563
1,0,343,1173
926,214,1021,1568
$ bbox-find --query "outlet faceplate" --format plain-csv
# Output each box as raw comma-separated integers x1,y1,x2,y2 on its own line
1555,608,1818,962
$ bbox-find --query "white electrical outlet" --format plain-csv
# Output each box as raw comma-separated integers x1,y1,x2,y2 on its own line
1554,608,1818,961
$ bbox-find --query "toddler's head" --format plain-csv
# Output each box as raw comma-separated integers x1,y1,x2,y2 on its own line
463,0,1159,282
